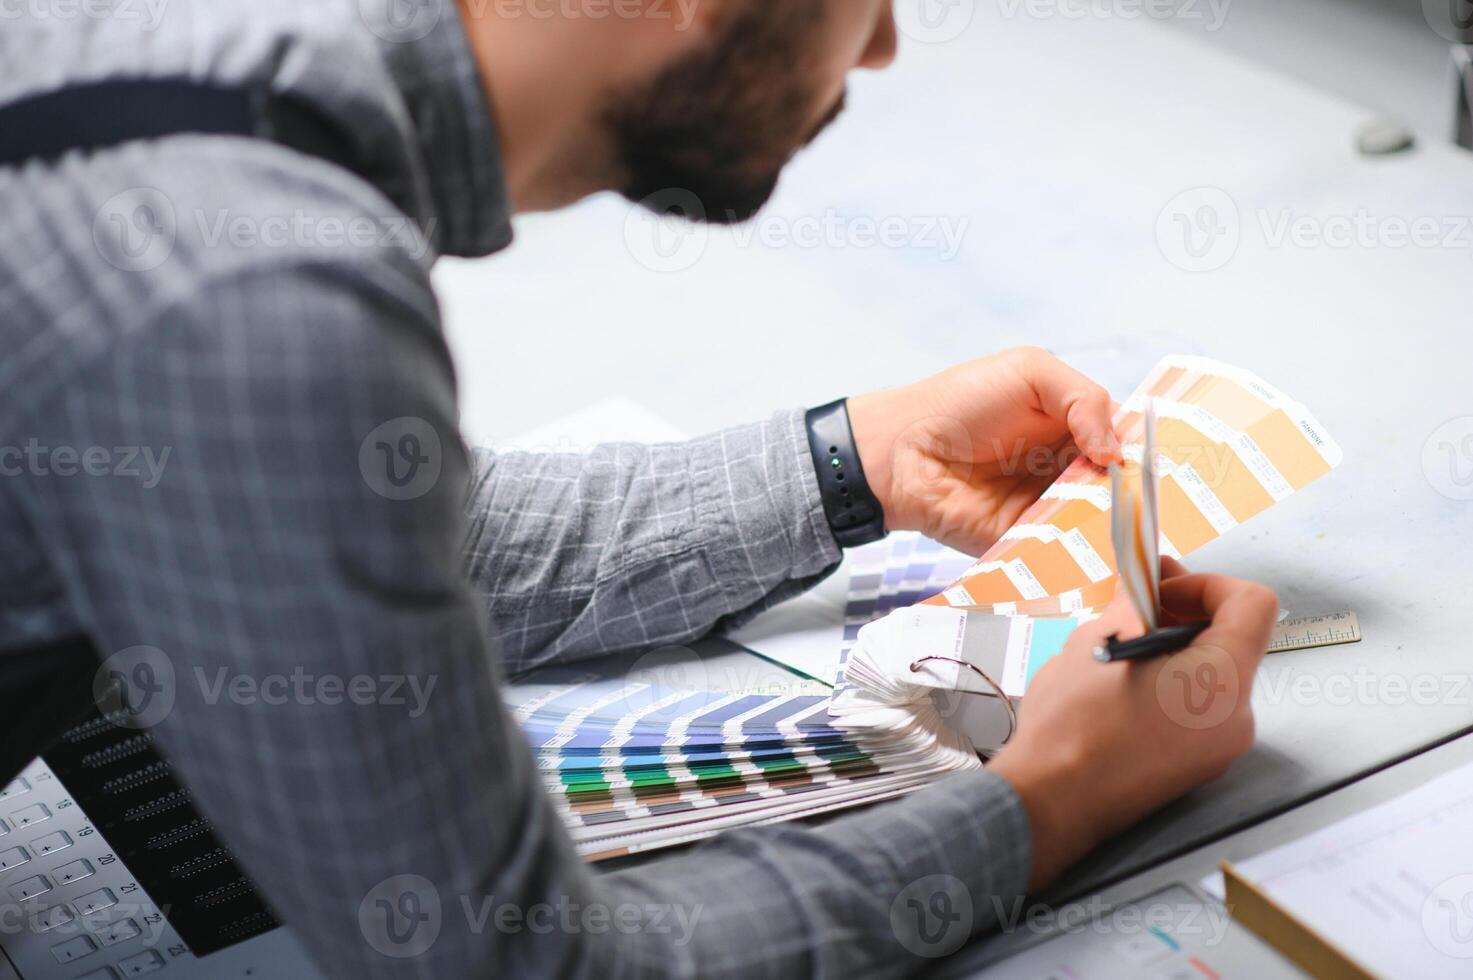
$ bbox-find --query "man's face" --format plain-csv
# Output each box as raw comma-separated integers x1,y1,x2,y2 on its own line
607,0,897,224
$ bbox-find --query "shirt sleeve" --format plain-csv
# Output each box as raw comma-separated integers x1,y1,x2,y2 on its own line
463,414,843,676
22,257,1031,979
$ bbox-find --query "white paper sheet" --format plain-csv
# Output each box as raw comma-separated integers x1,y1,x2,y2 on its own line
1202,759,1473,977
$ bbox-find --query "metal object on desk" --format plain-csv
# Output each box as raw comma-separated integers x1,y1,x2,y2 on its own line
1456,46,1473,150
909,656,1018,745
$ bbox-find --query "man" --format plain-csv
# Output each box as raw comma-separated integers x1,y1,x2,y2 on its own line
0,1,1278,976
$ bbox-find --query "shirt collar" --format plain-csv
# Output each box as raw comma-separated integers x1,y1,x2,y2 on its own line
372,7,514,259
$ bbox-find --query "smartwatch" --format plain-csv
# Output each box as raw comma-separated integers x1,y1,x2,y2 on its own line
805,399,887,548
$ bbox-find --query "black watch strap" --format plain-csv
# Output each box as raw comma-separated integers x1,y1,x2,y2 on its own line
805,400,887,548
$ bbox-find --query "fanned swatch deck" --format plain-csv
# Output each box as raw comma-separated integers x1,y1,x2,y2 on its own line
506,357,1343,858
503,663,973,861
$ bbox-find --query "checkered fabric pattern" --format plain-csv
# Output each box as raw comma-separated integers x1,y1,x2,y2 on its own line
0,3,1032,976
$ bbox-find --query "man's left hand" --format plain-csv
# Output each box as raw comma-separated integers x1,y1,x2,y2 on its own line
847,347,1121,556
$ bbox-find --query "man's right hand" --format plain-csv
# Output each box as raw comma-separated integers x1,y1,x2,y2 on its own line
988,559,1279,891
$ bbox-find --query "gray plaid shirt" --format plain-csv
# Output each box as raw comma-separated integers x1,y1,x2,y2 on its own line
0,2,1031,976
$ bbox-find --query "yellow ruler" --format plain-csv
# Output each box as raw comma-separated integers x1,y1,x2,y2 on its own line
1267,611,1361,654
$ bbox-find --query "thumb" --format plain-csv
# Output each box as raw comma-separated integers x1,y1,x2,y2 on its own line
1018,350,1121,466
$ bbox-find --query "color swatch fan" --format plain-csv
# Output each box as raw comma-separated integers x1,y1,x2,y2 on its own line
927,355,1341,618
834,356,1343,753
503,664,977,861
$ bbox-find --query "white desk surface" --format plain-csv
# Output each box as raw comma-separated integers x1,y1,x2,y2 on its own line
435,0,1473,925
956,731,1473,976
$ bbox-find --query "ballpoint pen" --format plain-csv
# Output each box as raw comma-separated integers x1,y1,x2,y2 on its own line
1093,620,1210,664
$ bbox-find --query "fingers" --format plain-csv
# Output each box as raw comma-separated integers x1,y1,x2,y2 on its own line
1012,348,1120,467
1064,586,1147,655
1161,573,1279,673
1160,573,1274,621
1153,558,1193,625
